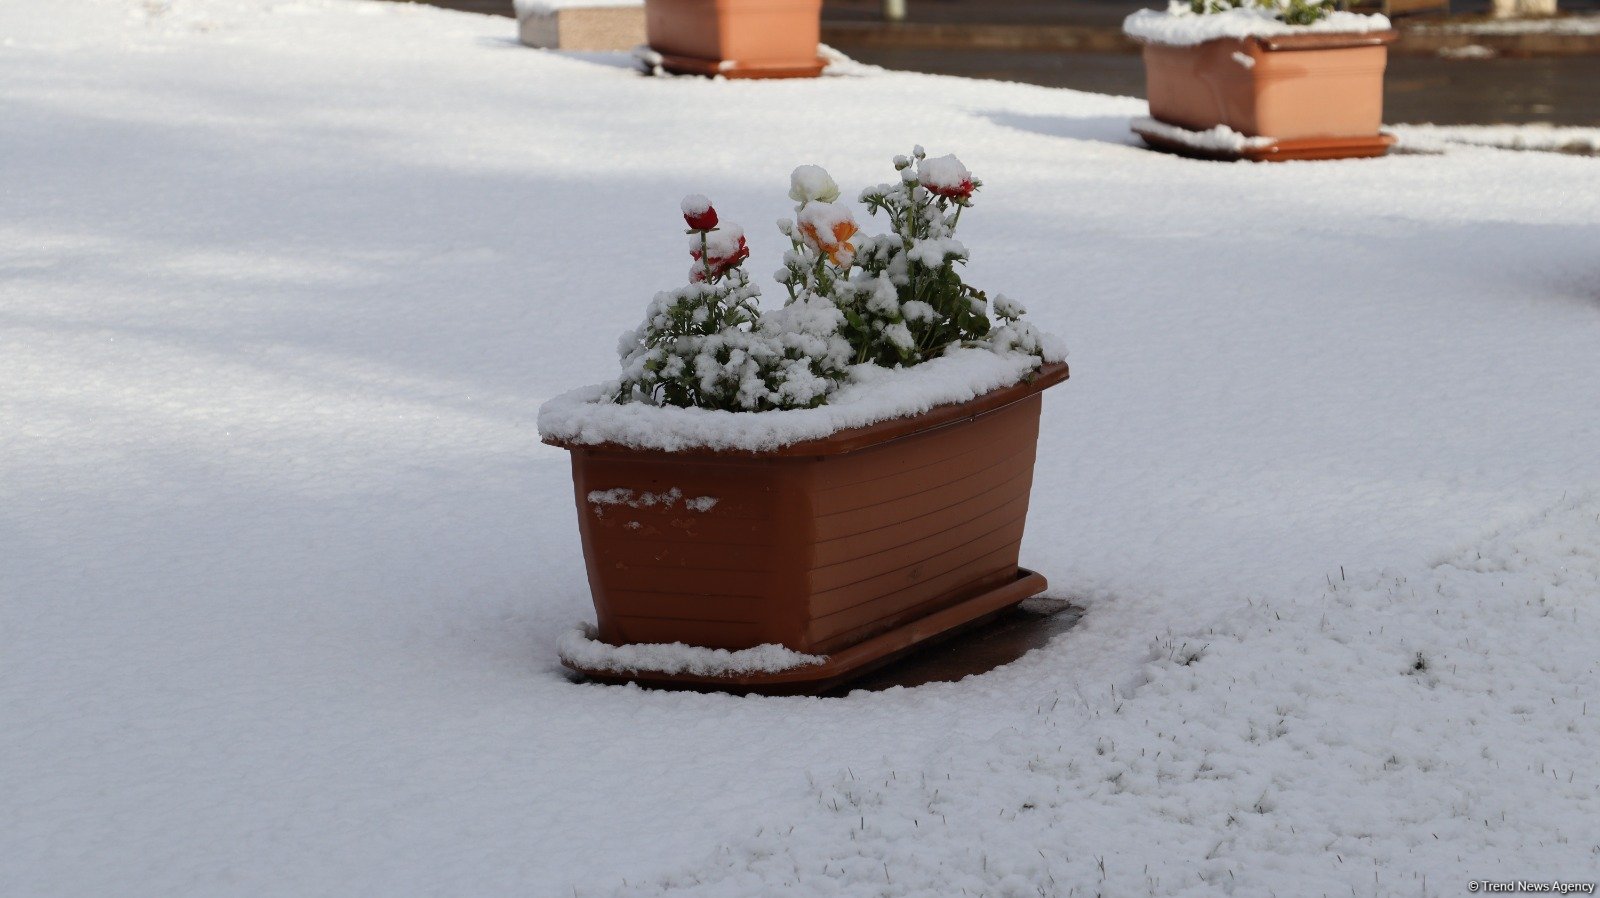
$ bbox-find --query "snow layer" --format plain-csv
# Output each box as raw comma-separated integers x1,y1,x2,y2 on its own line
558,626,826,676
617,495,1600,896
1393,123,1600,155
1124,7,1392,45
539,349,1051,452
4,0,1600,896
514,0,640,18
1132,115,1275,151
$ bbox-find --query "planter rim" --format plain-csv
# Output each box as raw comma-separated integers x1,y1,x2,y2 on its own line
1251,29,1398,51
545,361,1069,459
1131,28,1398,51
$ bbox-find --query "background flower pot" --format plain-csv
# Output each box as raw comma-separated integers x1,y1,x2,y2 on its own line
1139,30,1398,158
518,3,645,53
546,363,1068,680
645,0,824,78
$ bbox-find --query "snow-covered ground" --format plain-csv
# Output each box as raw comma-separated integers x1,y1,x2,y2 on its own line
1393,122,1600,155
4,1,1599,895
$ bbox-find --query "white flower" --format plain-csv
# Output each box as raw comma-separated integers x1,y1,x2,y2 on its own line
788,164,840,205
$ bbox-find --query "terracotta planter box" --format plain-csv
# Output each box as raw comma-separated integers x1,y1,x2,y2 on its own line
1136,30,1399,161
518,4,646,52
645,0,824,78
547,362,1069,692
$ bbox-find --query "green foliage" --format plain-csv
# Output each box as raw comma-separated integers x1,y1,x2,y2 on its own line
1185,0,1337,25
613,151,1059,414
1189,0,1245,14
614,225,850,412
780,147,1027,369
1277,0,1334,24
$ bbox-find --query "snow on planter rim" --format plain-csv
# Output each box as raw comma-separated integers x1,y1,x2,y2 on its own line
514,0,640,18
538,346,1061,453
1122,7,1391,46
558,625,826,676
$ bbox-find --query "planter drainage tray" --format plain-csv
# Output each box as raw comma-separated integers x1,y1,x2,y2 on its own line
1133,120,1397,162
562,567,1049,695
652,50,825,79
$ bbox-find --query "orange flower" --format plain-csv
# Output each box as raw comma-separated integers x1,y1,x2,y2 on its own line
797,203,859,266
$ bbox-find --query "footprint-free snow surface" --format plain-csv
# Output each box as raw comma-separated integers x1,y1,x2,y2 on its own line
3,1,1599,895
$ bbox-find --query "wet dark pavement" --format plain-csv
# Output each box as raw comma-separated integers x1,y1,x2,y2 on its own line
823,0,1600,125
824,0,1600,24
842,46,1600,125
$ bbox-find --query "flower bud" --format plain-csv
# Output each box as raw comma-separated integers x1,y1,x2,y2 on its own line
681,194,718,231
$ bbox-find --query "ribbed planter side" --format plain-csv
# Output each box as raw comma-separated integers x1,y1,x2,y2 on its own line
1142,31,1397,140
645,0,823,77
553,363,1068,656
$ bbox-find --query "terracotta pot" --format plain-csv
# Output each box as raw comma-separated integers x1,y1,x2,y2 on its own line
546,363,1069,689
1140,30,1397,145
645,0,824,78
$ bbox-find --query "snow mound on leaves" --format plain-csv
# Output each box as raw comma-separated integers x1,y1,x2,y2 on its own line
615,495,1600,896
538,347,1061,453
558,626,825,676
1123,7,1391,46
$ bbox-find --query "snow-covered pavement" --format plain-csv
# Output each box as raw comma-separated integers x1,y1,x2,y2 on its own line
3,1,1598,895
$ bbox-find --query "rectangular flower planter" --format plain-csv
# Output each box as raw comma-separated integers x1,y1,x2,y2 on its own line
545,362,1069,692
645,0,824,79
518,4,646,52
1137,30,1399,161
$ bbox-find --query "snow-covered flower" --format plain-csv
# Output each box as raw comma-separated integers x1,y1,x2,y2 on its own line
797,202,859,266
918,154,974,200
616,150,1063,415
788,165,840,205
689,223,748,282
681,194,718,231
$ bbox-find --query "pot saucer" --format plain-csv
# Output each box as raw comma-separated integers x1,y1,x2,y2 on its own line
1134,121,1396,162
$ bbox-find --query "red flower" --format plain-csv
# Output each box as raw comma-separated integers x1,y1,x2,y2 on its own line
681,194,718,231
690,230,748,281
927,179,974,200
707,236,748,277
